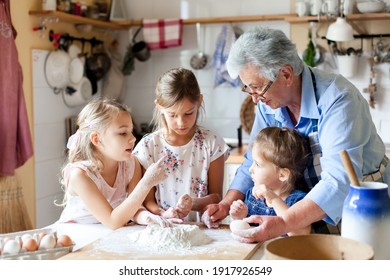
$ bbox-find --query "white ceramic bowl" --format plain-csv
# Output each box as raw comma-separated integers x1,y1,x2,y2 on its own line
357,1,386,13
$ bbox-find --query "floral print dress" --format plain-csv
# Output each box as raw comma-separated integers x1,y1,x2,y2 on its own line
133,126,229,222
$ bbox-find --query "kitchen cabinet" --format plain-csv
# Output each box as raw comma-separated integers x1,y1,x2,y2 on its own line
222,146,247,224
223,145,247,193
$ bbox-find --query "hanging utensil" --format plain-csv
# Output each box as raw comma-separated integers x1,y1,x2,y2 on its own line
190,22,208,70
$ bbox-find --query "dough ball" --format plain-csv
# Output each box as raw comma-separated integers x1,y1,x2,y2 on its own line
230,220,250,232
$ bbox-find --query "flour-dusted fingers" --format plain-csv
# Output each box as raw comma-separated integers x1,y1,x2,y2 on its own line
175,194,192,218
146,213,174,228
231,229,259,243
201,211,220,229
167,218,184,224
229,200,248,220
161,207,179,219
143,155,168,186
229,199,244,213
203,203,229,224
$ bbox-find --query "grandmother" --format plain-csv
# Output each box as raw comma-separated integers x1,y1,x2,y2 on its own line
204,26,390,242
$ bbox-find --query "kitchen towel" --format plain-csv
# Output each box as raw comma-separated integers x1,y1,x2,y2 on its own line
142,18,183,50
0,0,33,175
212,24,240,88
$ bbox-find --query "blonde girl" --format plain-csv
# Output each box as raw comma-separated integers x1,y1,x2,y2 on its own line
229,127,311,236
133,68,230,223
58,98,170,230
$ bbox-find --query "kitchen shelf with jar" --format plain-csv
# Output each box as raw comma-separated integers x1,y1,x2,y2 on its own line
29,10,128,30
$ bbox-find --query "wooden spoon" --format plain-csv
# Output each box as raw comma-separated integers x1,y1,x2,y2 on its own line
339,150,360,187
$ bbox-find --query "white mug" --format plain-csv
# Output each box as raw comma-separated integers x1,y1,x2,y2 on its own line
295,1,310,17
322,0,340,16
310,0,323,15
343,0,355,15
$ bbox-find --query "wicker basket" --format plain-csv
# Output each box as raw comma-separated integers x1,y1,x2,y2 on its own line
240,96,256,134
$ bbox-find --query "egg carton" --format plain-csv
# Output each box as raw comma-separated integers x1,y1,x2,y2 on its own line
0,228,74,260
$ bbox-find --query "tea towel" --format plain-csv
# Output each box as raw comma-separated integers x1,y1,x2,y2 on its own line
142,18,183,50
212,24,240,88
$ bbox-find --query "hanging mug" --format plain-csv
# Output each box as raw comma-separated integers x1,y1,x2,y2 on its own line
131,25,151,62
341,181,390,259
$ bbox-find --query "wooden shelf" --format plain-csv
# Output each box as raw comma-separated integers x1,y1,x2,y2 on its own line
29,10,128,30
117,14,291,26
30,10,390,29
285,12,390,23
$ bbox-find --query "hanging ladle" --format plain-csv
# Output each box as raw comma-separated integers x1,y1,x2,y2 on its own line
190,22,208,70
339,150,360,187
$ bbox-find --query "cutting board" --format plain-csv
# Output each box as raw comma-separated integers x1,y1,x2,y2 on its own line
59,223,262,260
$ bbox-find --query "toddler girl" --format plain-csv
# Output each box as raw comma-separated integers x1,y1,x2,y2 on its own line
229,127,311,235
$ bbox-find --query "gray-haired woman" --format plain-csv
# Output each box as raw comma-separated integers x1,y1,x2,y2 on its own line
203,26,389,243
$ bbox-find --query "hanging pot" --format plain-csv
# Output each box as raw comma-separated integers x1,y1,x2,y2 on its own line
63,77,93,107
190,22,208,70
86,44,112,81
131,25,151,62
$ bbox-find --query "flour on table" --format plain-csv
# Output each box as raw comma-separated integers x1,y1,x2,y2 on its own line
128,224,212,251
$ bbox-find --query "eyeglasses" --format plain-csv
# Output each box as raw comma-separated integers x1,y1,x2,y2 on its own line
241,80,273,100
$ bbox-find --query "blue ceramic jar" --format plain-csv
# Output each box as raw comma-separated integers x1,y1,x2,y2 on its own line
341,182,390,260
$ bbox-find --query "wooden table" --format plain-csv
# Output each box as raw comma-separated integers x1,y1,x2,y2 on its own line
59,223,262,260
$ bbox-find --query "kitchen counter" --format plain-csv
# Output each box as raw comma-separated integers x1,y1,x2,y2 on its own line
226,145,247,164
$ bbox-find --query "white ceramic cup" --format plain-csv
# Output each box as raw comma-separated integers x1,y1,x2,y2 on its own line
310,0,323,15
322,0,340,16
343,0,356,15
296,1,310,17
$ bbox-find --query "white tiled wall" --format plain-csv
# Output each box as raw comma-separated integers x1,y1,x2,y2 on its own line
120,0,290,142
32,0,390,227
32,50,84,227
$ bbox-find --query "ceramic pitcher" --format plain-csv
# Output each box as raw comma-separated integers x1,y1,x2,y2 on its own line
341,182,390,259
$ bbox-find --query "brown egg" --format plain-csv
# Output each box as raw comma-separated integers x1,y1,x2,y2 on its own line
22,238,38,252
57,234,73,247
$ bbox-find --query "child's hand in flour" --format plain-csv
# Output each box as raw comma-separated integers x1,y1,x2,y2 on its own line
146,213,173,228
175,194,192,219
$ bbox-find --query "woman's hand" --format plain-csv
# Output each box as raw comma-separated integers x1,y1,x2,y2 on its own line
229,199,248,220
231,215,286,243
